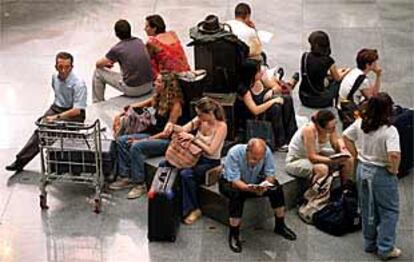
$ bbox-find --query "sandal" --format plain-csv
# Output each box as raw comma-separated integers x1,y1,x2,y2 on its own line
184,209,202,225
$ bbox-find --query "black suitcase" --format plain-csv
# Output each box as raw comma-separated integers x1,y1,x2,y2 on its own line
392,107,414,177
147,167,181,242
48,139,113,176
193,40,245,93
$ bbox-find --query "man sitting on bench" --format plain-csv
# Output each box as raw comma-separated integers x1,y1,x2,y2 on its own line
219,138,296,253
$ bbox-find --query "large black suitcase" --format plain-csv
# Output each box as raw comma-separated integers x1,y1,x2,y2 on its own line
48,139,113,176
193,40,245,93
147,167,181,242
392,107,414,177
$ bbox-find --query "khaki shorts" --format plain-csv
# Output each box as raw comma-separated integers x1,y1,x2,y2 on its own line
285,148,336,178
285,156,314,178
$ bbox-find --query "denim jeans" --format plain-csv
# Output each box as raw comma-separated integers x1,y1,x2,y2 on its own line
116,133,169,184
180,157,220,217
356,161,399,256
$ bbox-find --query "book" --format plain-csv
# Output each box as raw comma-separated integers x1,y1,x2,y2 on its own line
329,152,351,160
248,180,275,189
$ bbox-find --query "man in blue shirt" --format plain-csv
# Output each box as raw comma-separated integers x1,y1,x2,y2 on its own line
219,138,296,253
6,52,87,172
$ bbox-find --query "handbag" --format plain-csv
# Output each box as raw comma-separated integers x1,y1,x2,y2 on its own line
246,114,275,151
298,171,340,224
114,107,156,138
165,132,203,169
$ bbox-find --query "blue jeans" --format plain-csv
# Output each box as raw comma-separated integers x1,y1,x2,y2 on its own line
356,162,399,256
180,157,220,217
116,133,169,184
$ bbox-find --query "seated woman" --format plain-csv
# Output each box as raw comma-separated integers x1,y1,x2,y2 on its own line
299,30,350,108
145,14,190,77
238,59,298,151
165,97,227,224
109,72,183,199
285,110,353,183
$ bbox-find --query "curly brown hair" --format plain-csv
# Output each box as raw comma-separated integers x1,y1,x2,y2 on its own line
153,71,183,116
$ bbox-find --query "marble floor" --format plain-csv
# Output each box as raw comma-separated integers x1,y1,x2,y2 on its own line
0,0,413,261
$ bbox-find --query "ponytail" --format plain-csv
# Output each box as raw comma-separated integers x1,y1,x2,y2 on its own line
195,97,226,121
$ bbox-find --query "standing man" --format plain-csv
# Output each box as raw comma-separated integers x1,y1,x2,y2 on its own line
227,2,262,60
219,138,297,253
6,52,87,172
93,19,153,103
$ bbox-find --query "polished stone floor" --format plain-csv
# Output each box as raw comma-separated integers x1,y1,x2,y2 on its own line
0,0,413,261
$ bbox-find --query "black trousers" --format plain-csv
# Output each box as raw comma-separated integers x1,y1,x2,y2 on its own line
219,178,285,218
16,104,85,167
264,95,298,147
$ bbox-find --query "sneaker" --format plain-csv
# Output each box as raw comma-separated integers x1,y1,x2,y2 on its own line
276,144,289,153
127,184,146,199
380,247,401,261
5,161,24,172
274,224,297,241
109,178,131,190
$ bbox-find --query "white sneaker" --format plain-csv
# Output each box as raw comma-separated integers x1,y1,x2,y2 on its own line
127,184,146,199
277,144,289,152
380,247,402,261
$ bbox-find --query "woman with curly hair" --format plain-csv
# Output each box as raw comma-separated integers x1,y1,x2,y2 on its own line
110,71,184,199
343,93,401,260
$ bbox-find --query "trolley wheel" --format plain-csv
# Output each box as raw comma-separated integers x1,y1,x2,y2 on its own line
39,195,49,210
93,198,101,214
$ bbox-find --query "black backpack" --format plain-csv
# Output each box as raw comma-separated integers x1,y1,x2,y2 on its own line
313,182,361,236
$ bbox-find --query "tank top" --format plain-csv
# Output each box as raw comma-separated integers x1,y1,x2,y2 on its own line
287,123,330,159
195,128,224,160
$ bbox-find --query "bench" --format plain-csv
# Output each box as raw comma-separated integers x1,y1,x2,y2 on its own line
87,95,303,228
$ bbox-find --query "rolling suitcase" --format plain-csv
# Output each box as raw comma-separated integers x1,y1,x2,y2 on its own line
147,167,181,242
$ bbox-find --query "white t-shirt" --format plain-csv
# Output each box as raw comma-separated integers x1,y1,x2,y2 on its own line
226,19,261,55
343,119,400,167
339,68,370,104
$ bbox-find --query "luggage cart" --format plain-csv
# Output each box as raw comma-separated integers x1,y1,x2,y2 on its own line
36,119,105,213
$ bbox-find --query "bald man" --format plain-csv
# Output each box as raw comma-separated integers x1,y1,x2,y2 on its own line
219,138,296,253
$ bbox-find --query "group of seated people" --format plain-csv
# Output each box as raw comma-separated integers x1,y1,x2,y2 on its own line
5,2,405,260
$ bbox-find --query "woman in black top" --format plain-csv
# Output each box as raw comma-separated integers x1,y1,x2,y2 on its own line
238,59,297,151
110,72,184,199
299,30,350,108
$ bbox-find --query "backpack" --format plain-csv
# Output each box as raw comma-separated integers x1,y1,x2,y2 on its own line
337,74,367,130
298,171,340,224
313,182,361,236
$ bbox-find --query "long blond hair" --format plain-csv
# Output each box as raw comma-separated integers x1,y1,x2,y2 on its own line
153,71,183,116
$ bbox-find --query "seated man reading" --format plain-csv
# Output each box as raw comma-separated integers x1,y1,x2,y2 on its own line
219,138,297,253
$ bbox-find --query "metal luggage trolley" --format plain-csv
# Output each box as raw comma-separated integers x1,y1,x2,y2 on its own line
36,119,105,213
